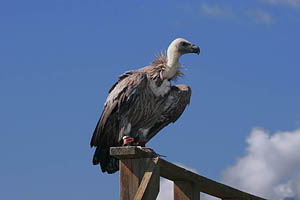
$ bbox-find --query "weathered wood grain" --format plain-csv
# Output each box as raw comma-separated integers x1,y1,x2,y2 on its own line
134,157,160,200
120,159,140,200
120,158,155,200
110,146,157,159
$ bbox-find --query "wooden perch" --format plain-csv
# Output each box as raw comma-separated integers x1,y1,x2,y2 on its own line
110,147,266,200
110,146,157,159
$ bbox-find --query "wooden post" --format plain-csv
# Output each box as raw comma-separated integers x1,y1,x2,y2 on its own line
174,181,200,200
110,147,159,200
119,158,145,200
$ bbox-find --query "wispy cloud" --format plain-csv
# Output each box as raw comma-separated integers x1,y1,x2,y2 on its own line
261,0,300,7
200,3,227,17
246,9,275,26
222,128,300,200
177,3,275,27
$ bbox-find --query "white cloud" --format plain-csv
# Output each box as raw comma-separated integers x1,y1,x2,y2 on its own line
246,9,275,26
222,128,300,200
261,0,300,7
157,128,300,200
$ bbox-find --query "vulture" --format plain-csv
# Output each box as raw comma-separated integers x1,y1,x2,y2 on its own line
90,38,200,173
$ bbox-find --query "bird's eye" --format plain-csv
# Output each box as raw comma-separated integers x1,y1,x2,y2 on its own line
181,42,189,47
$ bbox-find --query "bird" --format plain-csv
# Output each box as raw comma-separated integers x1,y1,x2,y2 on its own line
90,38,200,173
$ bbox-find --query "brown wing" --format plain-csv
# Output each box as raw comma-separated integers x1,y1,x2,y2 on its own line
90,70,143,146
90,71,148,173
145,85,191,142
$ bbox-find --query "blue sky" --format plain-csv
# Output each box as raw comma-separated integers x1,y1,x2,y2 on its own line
1,0,300,199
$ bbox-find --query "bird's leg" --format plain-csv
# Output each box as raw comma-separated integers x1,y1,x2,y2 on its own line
121,123,136,146
122,137,148,148
122,136,135,146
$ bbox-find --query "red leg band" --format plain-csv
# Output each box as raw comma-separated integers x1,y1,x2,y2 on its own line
123,137,135,146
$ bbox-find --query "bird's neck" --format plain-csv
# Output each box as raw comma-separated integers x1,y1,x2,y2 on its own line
163,51,180,79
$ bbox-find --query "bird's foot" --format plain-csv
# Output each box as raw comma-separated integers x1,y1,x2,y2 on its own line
122,136,135,146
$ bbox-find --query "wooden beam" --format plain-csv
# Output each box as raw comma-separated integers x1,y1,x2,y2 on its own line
159,159,266,200
134,157,160,200
174,181,200,200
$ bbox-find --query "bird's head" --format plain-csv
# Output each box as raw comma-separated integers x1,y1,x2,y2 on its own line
161,38,200,79
167,38,200,58
165,38,200,78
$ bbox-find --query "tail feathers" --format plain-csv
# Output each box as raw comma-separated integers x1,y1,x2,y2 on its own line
93,147,119,174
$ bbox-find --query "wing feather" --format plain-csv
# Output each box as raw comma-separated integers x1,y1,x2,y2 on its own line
145,85,191,142
90,71,148,147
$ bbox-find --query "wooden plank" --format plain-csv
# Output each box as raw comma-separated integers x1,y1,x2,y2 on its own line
134,157,160,200
174,181,200,200
119,157,159,200
120,159,141,200
159,159,266,200
111,146,158,159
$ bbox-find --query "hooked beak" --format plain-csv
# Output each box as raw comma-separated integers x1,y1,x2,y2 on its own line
191,44,200,55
